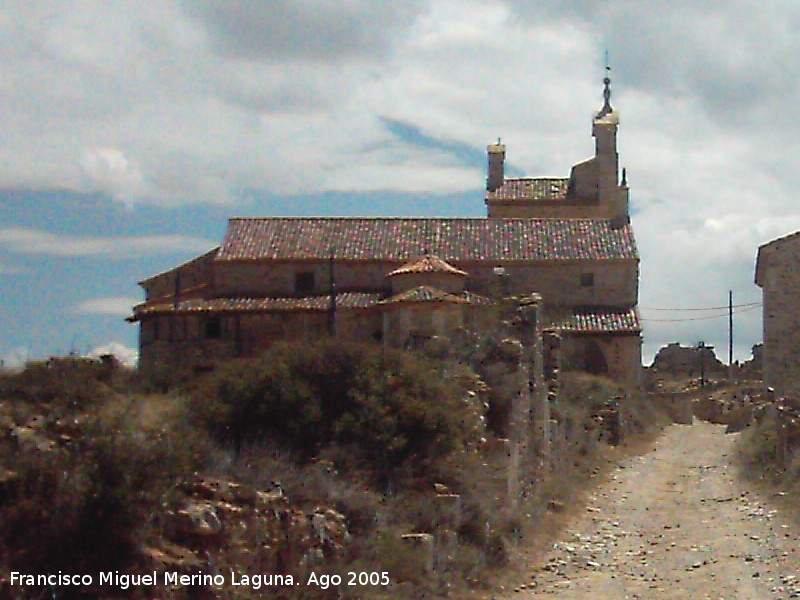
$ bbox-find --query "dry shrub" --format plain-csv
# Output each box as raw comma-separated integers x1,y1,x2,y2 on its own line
0,393,210,578
0,357,111,410
737,410,780,478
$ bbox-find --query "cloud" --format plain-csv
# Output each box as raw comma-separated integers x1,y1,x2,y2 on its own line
86,342,138,368
79,147,144,205
0,227,214,257
0,347,28,372
74,297,138,316
182,1,426,63
0,0,797,361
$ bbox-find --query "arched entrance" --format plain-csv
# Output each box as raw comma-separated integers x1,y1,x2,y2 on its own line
585,339,609,375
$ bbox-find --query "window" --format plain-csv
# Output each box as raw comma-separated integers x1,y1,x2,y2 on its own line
295,271,315,294
205,317,222,339
580,272,595,287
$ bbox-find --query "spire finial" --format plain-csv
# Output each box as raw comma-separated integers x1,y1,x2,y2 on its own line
597,51,613,118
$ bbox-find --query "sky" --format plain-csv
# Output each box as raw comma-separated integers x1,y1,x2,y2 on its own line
1,0,797,368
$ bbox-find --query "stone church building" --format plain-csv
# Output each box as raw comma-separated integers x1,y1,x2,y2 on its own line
129,78,642,387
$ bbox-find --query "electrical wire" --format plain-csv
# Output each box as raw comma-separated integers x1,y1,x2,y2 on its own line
640,304,761,322
639,301,761,312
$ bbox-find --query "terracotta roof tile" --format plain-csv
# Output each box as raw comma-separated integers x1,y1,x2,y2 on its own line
487,178,569,201
217,218,637,262
131,292,381,319
387,254,468,277
547,307,641,334
379,286,470,305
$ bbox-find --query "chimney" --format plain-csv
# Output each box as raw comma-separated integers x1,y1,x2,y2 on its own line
486,141,506,192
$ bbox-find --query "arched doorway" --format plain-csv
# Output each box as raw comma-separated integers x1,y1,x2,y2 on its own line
585,340,609,375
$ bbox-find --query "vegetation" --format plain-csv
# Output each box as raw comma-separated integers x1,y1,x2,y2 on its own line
188,340,485,482
0,342,666,599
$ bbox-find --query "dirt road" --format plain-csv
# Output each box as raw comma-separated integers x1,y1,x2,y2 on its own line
507,421,800,599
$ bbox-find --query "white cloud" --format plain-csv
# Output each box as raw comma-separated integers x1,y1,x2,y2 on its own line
0,347,29,372
74,297,138,316
86,342,138,368
0,0,797,360
0,227,214,257
79,147,144,206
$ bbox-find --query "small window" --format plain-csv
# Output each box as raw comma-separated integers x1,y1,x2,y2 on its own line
151,319,160,341
406,333,430,351
295,271,315,294
205,317,222,339
580,273,595,287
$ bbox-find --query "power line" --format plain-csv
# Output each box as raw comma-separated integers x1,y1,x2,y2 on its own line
641,304,761,322
640,301,761,312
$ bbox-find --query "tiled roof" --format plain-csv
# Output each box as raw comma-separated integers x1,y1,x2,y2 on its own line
130,292,381,319
487,178,569,201
387,254,468,277
379,286,471,306
547,307,641,334
217,218,637,262
138,247,219,285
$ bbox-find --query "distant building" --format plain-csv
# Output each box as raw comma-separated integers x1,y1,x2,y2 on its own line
648,342,726,380
755,232,800,395
129,77,642,387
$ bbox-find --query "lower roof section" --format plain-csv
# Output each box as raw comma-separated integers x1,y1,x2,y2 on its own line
131,293,640,335
546,306,642,334
129,292,382,321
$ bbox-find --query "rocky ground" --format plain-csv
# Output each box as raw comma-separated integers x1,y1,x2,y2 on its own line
499,421,800,599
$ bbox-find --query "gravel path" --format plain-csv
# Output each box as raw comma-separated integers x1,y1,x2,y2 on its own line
504,421,800,599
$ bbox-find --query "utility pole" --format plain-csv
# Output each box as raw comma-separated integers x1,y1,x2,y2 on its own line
728,290,734,382
698,341,706,388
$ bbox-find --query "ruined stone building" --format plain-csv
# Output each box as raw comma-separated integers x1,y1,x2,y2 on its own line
647,342,726,382
756,232,800,395
129,78,642,387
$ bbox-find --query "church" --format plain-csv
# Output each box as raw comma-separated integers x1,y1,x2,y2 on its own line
129,77,642,387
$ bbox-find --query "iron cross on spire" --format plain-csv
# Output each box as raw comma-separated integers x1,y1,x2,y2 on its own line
597,50,613,118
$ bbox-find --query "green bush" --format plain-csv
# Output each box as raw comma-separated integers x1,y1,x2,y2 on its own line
190,340,486,481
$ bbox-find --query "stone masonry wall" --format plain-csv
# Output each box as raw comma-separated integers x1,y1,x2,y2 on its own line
143,250,217,301
213,259,637,308
761,238,800,396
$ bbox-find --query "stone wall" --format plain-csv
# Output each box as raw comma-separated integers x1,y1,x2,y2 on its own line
459,261,638,307
142,249,217,301
382,304,464,349
560,334,642,390
214,261,394,297
759,236,800,396
210,258,638,311
138,309,381,374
